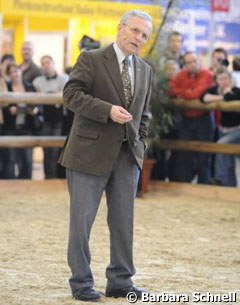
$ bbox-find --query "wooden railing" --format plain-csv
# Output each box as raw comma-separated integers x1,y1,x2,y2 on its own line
0,92,240,111
158,140,240,155
0,93,239,156
170,98,240,112
1,137,240,156
0,136,65,148
0,92,63,106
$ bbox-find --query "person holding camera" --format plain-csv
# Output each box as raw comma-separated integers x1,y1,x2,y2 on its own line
210,47,229,74
2,63,40,179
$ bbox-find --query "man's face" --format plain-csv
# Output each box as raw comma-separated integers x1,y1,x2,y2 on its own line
184,53,200,74
41,57,55,76
21,43,34,62
116,16,152,56
168,35,183,54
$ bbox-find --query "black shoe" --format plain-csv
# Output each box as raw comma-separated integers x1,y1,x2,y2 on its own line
210,178,223,186
73,287,101,302
105,285,147,298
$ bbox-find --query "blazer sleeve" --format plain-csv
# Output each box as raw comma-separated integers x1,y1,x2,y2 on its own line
63,51,112,123
139,67,152,146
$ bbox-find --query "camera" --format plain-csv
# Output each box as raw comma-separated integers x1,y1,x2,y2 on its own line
217,58,229,67
79,35,100,51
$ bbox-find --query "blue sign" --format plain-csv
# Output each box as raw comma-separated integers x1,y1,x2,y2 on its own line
108,0,240,54
165,3,240,55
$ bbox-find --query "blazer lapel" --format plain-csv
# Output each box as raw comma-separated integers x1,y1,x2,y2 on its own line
103,44,127,107
129,55,142,111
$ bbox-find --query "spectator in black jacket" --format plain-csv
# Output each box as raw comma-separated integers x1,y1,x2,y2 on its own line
201,67,240,187
2,63,41,179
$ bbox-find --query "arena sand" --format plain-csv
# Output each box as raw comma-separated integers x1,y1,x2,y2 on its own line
0,180,239,305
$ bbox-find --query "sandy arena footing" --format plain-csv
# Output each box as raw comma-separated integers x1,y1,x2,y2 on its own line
0,180,239,305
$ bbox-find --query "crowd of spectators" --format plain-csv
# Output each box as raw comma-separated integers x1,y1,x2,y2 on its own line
0,41,71,179
151,31,240,187
0,35,239,187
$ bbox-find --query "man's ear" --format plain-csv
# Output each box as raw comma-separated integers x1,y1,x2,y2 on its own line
118,23,123,32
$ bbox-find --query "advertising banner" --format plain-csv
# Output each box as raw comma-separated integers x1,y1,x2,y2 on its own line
211,0,230,12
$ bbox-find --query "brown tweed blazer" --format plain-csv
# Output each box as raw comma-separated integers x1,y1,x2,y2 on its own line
58,44,152,175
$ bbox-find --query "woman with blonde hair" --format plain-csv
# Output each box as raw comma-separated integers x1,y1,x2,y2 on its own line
201,67,240,186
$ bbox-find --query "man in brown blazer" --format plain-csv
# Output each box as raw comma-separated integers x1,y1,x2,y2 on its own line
59,10,153,302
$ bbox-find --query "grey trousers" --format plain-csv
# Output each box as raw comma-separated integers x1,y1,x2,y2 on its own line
66,143,140,294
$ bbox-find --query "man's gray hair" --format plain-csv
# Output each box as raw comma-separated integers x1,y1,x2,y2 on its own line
120,10,152,25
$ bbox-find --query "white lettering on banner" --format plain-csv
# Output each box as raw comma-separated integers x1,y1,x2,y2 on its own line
216,24,226,37
164,7,240,54
230,0,240,18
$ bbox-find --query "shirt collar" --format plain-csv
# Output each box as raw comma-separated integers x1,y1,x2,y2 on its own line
113,43,133,66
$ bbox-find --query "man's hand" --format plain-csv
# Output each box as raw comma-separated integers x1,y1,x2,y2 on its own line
110,105,133,124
